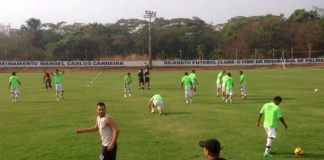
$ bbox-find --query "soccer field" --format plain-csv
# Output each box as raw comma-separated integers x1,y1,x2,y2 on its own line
0,68,324,160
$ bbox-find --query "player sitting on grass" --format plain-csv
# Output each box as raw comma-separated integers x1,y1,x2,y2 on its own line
256,96,288,157
124,72,132,97
148,94,164,115
9,72,21,103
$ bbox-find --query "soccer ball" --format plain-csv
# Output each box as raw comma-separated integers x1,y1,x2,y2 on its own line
294,147,304,156
314,88,319,93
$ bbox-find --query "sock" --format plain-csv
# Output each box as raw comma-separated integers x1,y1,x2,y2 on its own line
265,137,273,153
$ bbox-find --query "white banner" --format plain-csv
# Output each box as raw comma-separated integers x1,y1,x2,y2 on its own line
0,58,323,67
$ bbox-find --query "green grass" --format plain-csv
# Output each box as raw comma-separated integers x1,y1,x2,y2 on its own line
0,68,324,160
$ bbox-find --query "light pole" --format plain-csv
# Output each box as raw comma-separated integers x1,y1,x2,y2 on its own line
144,10,156,67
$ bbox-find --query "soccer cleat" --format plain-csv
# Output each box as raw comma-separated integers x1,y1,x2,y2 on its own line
263,152,272,157
186,100,189,104
124,94,127,97
128,94,132,97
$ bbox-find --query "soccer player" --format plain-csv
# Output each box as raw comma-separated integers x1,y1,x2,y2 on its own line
221,73,229,100
148,94,164,115
51,69,65,101
138,68,144,89
216,70,225,97
189,70,199,95
199,138,226,160
43,70,52,90
76,102,120,160
181,72,193,103
144,66,150,89
124,72,132,97
9,72,21,102
225,72,234,103
239,71,247,99
256,96,288,157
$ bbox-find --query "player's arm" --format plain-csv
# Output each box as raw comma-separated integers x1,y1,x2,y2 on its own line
148,100,153,112
195,79,199,85
190,81,193,90
18,80,21,86
76,123,98,134
256,113,263,127
61,71,65,75
9,82,11,90
279,117,288,129
181,82,184,90
105,117,120,151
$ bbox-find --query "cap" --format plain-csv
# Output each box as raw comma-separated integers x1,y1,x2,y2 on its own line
199,138,221,154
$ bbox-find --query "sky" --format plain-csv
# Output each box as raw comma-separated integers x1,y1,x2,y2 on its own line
0,0,323,28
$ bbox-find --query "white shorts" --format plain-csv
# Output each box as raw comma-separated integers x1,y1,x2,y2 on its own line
265,127,277,138
124,84,131,91
192,82,198,88
55,84,63,92
184,86,192,96
241,84,246,92
222,84,226,92
153,100,164,110
216,82,221,89
10,87,19,94
226,88,233,96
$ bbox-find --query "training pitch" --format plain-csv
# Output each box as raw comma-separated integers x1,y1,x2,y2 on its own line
0,68,323,160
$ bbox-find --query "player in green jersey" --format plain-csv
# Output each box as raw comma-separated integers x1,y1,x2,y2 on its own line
221,73,229,101
225,72,234,103
51,69,65,101
256,96,288,157
181,72,193,103
189,70,199,96
239,71,247,99
148,94,164,115
216,70,225,97
9,72,21,102
124,72,132,97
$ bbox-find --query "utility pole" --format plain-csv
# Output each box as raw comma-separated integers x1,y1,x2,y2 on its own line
144,10,156,67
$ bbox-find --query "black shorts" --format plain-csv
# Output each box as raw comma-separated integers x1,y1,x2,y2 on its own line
139,78,144,83
100,143,117,160
145,77,150,83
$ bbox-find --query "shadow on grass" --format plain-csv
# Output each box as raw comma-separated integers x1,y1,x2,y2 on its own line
274,152,324,159
163,112,192,116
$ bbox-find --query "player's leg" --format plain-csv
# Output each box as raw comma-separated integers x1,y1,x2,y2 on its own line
189,88,193,103
127,85,131,96
49,79,52,88
222,84,226,100
55,84,60,101
13,87,19,102
264,128,276,156
229,89,233,103
184,87,189,103
124,85,127,97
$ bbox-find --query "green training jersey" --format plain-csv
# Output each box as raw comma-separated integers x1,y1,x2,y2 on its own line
225,77,234,89
222,75,229,85
124,75,132,85
9,76,20,87
181,75,192,87
216,72,223,83
240,74,247,85
53,73,63,84
150,94,163,102
189,73,197,83
260,102,283,128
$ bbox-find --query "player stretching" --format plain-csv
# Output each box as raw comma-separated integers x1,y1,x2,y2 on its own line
9,72,21,102
148,94,164,115
216,70,225,97
51,69,65,101
256,96,288,157
239,71,247,99
225,72,234,103
181,72,193,103
189,70,199,96
124,72,132,97
221,72,229,100
43,70,52,91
